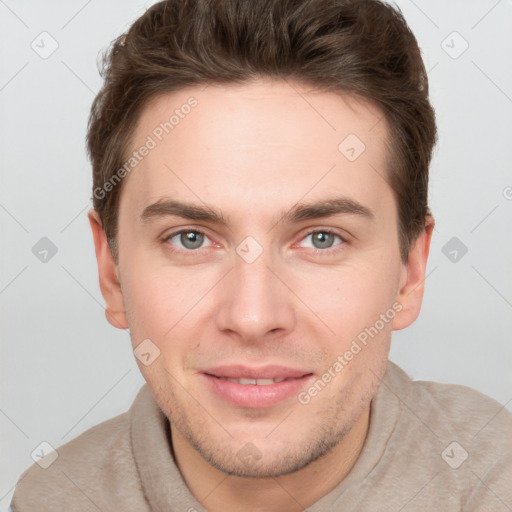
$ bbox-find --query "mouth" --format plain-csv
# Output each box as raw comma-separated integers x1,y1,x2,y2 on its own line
201,365,314,409
217,376,289,385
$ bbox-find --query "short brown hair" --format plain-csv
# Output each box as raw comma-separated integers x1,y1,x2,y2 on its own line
87,0,436,262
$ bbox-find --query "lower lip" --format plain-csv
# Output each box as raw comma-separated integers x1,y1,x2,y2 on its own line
202,373,314,409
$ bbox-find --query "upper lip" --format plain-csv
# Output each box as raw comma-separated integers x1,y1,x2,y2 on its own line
202,365,312,380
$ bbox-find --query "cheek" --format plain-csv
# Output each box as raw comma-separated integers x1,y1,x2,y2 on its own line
122,274,194,389
294,259,400,336
121,265,184,340
122,262,217,356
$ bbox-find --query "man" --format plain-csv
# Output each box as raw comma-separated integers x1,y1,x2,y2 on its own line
11,0,512,510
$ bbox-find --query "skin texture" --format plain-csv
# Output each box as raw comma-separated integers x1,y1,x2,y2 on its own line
89,79,433,511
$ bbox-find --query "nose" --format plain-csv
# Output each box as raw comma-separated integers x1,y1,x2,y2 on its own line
214,242,296,343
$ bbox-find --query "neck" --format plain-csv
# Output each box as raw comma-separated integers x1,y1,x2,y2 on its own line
171,404,370,512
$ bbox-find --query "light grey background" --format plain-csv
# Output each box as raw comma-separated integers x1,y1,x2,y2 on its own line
1,0,511,507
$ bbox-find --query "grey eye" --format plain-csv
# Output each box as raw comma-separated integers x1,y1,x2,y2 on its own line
180,231,204,249
310,232,336,249
168,230,211,250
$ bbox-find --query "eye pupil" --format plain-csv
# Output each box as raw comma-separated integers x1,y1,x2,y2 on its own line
181,231,203,249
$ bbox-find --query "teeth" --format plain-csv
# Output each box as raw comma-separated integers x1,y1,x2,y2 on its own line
224,377,286,385
255,378,275,386
239,378,258,385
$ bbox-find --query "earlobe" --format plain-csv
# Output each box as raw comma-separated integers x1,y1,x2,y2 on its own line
392,217,434,331
88,209,128,330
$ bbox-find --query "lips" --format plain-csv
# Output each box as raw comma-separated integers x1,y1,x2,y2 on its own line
201,365,314,408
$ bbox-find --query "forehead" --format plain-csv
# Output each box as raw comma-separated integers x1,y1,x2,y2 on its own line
119,79,393,224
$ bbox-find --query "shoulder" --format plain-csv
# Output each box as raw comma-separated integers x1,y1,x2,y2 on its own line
11,387,151,512
386,361,512,443
382,361,512,509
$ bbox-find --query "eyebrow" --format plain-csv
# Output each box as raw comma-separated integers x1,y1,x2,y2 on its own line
140,197,375,225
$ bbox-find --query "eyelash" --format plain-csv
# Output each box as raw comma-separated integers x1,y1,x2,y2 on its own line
162,228,347,256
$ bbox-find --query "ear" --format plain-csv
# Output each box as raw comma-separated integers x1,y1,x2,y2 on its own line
88,209,128,330
392,216,434,330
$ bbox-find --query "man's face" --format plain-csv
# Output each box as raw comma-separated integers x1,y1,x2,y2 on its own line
107,79,417,477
